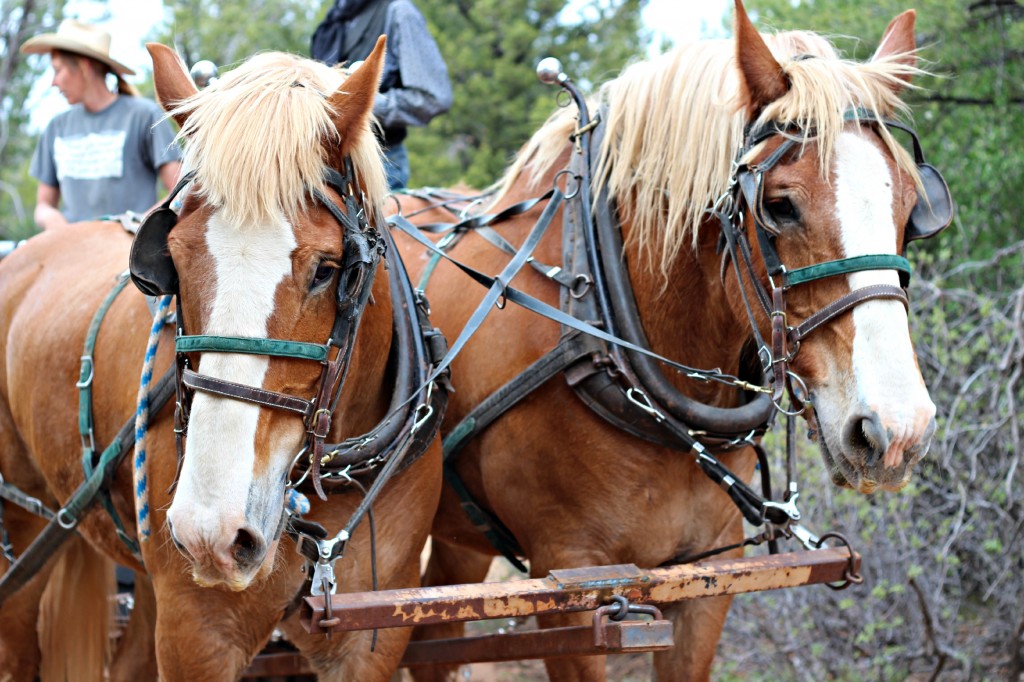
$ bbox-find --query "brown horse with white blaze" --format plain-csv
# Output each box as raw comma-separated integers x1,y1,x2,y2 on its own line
396,2,941,679
0,38,441,680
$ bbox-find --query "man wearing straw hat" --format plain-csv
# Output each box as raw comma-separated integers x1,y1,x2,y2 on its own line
21,19,181,231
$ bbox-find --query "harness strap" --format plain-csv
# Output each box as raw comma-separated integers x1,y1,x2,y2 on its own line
472,225,575,288
789,284,909,344
415,189,557,291
785,255,911,288
439,344,582,572
176,335,328,362
0,366,176,607
0,476,54,520
0,474,55,561
442,465,527,572
80,274,131,465
442,343,576,461
181,368,313,417
79,273,141,558
393,214,761,391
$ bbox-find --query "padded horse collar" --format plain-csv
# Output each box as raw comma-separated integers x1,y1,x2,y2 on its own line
129,159,447,500
560,112,776,452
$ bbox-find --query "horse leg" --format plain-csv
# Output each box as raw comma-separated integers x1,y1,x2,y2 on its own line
282,617,414,682
280,556,421,682
0,393,52,681
108,572,158,682
653,595,733,681
528,548,619,682
536,610,608,682
151,571,282,681
406,538,495,682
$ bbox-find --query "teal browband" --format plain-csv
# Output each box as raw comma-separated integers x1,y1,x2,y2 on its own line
783,254,911,288
175,335,329,363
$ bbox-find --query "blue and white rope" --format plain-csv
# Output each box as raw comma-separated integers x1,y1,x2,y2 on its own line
286,488,310,516
134,295,173,542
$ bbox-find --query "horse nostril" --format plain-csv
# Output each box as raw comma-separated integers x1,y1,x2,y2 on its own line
231,528,264,569
843,414,889,467
167,520,194,560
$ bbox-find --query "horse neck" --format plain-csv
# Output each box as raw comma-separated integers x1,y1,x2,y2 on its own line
333,264,394,433
620,215,750,406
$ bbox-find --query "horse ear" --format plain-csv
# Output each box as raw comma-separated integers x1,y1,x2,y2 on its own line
326,35,386,155
146,43,197,128
734,0,789,115
872,10,917,91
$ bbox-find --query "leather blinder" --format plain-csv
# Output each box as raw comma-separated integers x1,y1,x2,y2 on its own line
129,170,195,297
907,163,953,242
129,207,179,296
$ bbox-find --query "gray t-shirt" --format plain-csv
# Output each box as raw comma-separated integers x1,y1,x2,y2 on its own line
30,95,181,222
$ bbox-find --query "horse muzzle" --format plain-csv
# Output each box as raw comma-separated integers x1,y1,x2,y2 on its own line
822,405,936,493
166,513,275,590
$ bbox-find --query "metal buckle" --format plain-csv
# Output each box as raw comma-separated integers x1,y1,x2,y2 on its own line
570,273,593,299
411,382,436,434
80,428,95,453
309,408,332,439
76,356,94,388
787,522,821,551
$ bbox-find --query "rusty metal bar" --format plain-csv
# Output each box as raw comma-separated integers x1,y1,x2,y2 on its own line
301,547,858,634
400,619,674,667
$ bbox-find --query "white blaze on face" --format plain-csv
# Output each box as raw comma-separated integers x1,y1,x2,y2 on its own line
833,132,935,466
167,209,297,549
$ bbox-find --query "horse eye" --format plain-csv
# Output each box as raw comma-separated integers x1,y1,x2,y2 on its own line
310,262,337,290
765,197,800,224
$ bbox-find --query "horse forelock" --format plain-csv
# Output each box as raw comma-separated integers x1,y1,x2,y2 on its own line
501,28,925,281
745,31,922,194
169,52,387,229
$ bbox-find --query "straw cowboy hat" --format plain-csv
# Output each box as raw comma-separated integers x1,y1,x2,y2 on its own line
20,19,135,76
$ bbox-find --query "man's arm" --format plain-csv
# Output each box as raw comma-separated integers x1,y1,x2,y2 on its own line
34,183,69,231
373,2,453,129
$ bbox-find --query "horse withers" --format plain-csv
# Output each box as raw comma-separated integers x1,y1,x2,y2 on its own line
394,2,945,679
0,38,442,681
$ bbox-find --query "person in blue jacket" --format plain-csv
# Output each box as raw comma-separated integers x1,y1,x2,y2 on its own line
312,0,452,190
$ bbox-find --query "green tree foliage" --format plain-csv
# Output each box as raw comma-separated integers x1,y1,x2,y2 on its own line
154,0,329,71
0,0,66,238
407,0,649,188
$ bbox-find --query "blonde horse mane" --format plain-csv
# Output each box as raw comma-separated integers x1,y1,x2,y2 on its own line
503,28,924,278
168,52,387,227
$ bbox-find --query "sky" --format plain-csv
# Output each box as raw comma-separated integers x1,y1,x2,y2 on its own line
28,0,732,130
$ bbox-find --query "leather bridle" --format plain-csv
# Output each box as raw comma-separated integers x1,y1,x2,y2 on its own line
715,111,951,410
